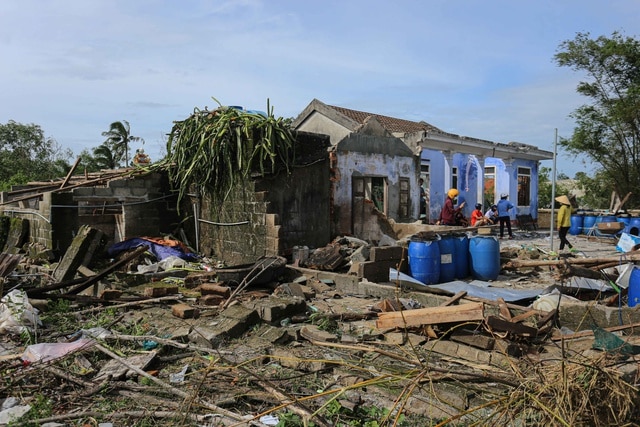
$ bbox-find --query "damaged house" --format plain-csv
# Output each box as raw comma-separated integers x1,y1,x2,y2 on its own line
0,100,553,266
292,98,554,227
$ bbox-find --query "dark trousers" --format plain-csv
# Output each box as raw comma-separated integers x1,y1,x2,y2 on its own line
559,226,572,250
499,216,512,238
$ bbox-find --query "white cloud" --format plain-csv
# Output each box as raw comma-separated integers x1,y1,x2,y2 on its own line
0,0,636,177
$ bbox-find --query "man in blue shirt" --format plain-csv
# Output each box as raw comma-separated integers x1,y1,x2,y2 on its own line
497,193,514,239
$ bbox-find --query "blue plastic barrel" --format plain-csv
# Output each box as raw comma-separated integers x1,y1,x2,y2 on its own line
569,215,583,236
629,267,640,307
408,239,441,285
438,235,456,283
617,215,631,226
469,236,500,281
628,217,640,236
453,233,470,279
582,215,597,234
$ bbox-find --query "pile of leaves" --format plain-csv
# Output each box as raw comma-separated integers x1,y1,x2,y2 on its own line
160,98,296,207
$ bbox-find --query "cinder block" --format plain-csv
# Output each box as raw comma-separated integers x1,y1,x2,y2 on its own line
358,260,401,283
370,246,405,262
248,296,307,323
267,225,283,238
265,214,280,227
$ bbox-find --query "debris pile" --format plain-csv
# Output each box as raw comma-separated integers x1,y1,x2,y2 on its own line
1,228,640,426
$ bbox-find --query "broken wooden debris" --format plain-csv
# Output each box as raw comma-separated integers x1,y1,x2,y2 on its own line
33,245,149,299
52,225,106,283
375,302,485,329
485,315,538,338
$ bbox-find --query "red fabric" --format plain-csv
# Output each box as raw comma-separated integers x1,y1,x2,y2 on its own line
439,197,456,225
470,209,484,226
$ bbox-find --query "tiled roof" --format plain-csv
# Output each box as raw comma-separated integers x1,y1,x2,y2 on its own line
326,104,441,133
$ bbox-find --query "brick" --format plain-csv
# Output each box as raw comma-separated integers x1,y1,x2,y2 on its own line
199,283,231,297
200,294,225,306
144,286,179,298
171,303,199,319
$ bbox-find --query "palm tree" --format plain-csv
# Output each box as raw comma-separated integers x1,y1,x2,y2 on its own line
92,143,118,170
101,120,143,167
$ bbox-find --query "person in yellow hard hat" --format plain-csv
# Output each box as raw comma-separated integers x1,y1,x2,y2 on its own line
438,188,465,226
556,194,576,253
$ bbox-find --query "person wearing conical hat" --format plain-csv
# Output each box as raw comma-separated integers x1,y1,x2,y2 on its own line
556,195,575,252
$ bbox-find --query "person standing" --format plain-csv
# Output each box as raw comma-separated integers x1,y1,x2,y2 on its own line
497,193,514,239
556,194,575,252
438,189,465,226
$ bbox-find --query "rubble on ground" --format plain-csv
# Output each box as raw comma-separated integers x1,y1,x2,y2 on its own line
1,228,640,426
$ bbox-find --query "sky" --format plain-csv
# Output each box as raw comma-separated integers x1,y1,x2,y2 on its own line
0,0,638,178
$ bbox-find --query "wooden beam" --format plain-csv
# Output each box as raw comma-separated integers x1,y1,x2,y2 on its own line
485,315,538,337
438,291,467,307
60,157,82,189
497,298,511,320
614,191,633,212
375,302,484,329
609,190,617,212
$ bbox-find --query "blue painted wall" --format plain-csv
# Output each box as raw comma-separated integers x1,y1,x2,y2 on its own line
422,150,540,223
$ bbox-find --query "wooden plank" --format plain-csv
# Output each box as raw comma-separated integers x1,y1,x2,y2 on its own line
497,298,511,320
510,310,538,324
375,302,484,329
485,315,537,337
438,291,467,307
615,191,633,212
609,191,617,212
59,156,82,189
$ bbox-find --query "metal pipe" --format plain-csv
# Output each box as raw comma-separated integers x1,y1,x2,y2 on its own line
550,128,558,251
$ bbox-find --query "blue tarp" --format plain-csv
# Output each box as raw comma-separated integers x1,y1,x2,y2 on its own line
108,238,199,262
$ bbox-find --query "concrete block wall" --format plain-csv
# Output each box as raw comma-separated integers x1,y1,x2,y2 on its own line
199,177,273,265
0,172,179,257
197,133,332,266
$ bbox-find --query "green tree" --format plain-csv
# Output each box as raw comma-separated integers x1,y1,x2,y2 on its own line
537,166,570,209
92,143,118,170
573,171,611,210
554,31,640,208
101,120,143,167
0,120,72,190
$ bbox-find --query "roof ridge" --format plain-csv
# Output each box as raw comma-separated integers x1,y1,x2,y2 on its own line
325,103,440,133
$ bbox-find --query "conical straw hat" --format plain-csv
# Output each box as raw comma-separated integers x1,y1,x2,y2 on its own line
555,195,571,205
